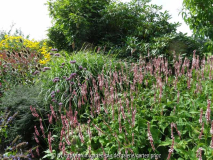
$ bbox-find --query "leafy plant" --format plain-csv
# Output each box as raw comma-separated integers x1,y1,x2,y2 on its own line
181,0,213,40
0,84,47,150
30,50,213,159
46,0,179,54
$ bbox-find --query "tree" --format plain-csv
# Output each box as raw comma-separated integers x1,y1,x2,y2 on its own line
180,0,213,40
46,0,180,54
46,0,111,51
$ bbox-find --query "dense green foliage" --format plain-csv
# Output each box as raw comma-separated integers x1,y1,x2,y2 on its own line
181,0,213,40
2,0,213,159
46,0,179,54
31,51,213,159
0,84,46,148
181,0,213,52
46,0,111,51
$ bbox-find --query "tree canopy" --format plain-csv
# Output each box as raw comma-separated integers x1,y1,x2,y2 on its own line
181,0,213,40
46,0,180,53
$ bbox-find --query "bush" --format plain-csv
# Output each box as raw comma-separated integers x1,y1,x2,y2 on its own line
46,0,179,53
0,84,47,150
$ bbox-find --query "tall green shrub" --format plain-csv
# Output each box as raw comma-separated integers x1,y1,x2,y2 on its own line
46,0,179,53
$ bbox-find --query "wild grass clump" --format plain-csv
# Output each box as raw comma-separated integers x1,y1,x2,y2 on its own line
35,50,123,113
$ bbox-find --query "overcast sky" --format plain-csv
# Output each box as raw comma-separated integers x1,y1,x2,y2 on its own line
0,0,192,41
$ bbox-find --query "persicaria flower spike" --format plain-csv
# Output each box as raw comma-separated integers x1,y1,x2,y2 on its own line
196,147,203,160
39,118,46,138
78,123,85,143
167,123,175,160
36,146,40,156
199,122,204,139
48,132,53,153
34,133,39,144
34,126,40,136
205,99,211,123
30,106,39,118
50,105,57,120
211,120,213,135
199,108,203,124
147,122,155,151
48,114,53,124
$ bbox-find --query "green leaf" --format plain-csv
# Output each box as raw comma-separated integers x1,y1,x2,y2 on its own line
158,139,172,147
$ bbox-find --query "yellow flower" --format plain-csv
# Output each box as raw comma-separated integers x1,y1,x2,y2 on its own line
39,60,46,64
0,35,52,64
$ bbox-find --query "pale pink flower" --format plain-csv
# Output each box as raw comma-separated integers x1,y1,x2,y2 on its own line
199,122,204,139
205,99,211,123
199,108,203,124
196,147,203,160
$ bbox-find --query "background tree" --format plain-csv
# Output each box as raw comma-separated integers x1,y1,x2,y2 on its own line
46,0,111,51
46,0,180,54
180,0,213,52
181,0,213,40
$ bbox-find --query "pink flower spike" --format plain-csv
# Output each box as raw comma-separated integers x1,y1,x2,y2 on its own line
48,132,53,153
147,122,155,151
211,120,213,135
36,146,40,156
48,114,53,124
199,122,204,140
34,133,39,144
199,108,203,124
78,123,85,143
30,149,34,158
205,99,211,123
196,147,203,160
34,126,40,136
210,135,213,149
50,104,57,120
39,118,46,138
